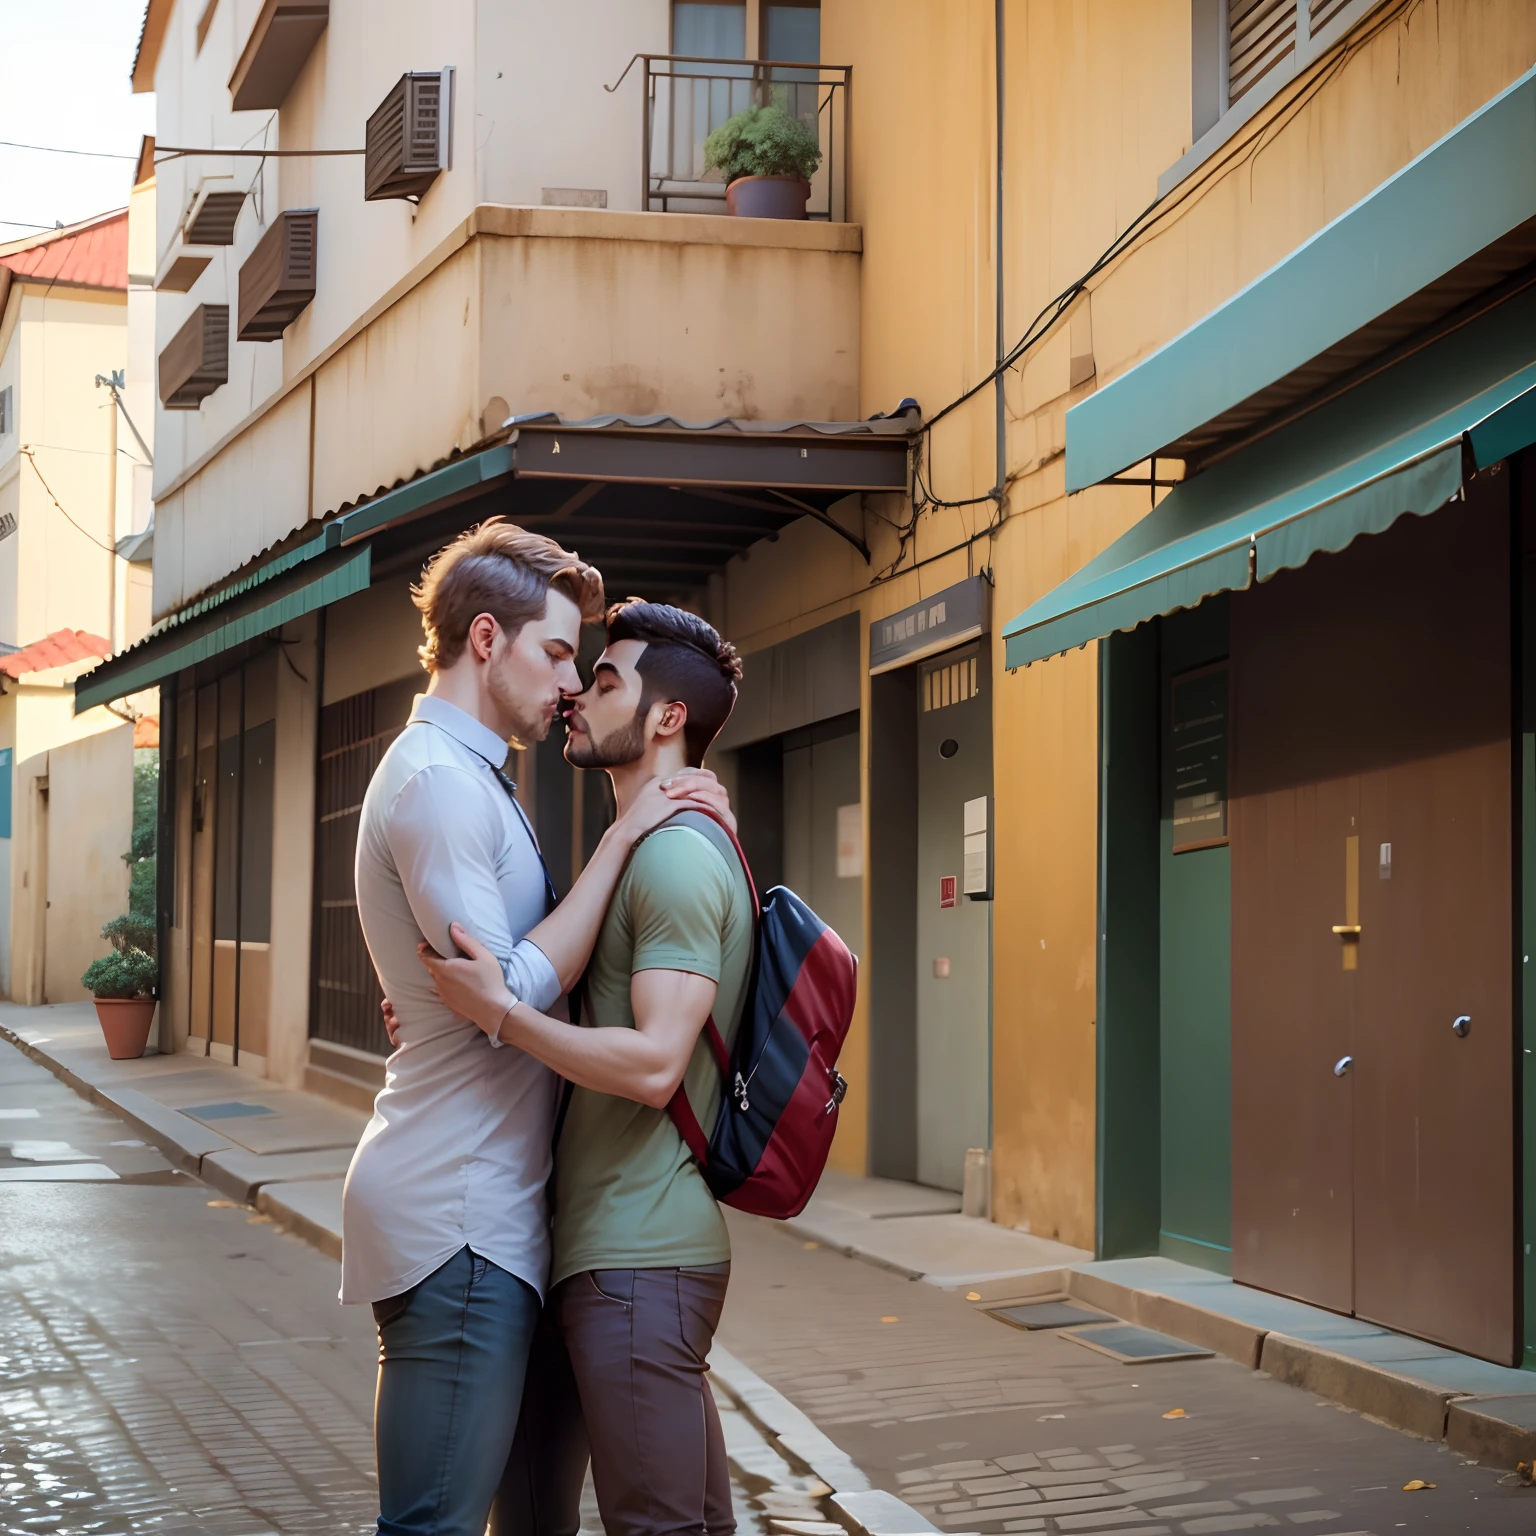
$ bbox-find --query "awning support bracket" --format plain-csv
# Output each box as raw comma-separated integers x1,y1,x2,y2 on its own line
764,488,871,563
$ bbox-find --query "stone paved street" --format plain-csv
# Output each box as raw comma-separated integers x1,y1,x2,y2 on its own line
0,1039,380,1536
717,1213,1536,1536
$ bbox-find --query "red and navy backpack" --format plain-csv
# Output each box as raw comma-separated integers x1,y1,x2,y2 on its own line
661,808,856,1220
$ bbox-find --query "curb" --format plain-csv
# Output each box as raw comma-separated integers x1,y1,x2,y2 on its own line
1445,1395,1536,1469
1063,1269,1266,1372
1259,1332,1456,1442
257,1185,344,1262
711,1346,941,1536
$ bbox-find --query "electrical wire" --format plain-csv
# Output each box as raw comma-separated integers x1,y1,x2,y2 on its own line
20,448,118,554
879,0,1426,585
0,139,136,160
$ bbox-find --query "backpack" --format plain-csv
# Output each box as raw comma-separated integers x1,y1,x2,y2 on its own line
660,808,857,1219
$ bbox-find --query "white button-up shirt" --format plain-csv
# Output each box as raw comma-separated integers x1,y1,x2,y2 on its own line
340,693,564,1305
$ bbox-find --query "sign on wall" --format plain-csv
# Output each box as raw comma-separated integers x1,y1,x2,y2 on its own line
870,575,989,675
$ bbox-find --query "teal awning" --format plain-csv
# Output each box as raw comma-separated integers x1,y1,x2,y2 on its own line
1065,61,1536,493
1003,286,1536,670
74,546,371,712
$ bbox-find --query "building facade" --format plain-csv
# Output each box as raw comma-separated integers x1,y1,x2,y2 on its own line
86,0,1536,1364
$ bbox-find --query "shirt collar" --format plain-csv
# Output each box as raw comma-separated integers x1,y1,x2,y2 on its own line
410,693,514,773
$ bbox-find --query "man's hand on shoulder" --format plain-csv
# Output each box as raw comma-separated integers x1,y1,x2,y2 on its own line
617,770,736,844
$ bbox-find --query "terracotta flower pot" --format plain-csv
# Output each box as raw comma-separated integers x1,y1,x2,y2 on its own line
93,996,157,1060
725,175,811,220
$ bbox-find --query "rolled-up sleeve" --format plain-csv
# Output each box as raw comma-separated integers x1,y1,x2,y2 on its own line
386,764,563,1015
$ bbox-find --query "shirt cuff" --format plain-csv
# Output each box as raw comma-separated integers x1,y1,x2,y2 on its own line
503,938,562,1015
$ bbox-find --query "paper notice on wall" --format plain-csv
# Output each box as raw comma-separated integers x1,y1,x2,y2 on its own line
836,802,863,879
963,831,988,895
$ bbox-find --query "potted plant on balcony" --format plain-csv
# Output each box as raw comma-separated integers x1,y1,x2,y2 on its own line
82,913,158,1060
704,103,823,220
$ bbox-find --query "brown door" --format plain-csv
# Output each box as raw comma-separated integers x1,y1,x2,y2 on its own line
1231,484,1515,1362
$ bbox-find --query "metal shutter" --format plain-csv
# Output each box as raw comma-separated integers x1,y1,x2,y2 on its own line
1228,0,1297,106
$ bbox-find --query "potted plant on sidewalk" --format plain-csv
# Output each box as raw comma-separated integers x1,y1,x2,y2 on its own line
82,913,158,1060
704,103,823,220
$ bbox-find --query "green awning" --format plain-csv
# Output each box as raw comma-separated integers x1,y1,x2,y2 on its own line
1003,286,1536,670
75,546,371,712
1064,61,1536,492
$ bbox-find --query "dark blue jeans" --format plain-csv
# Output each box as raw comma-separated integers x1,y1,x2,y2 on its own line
373,1246,540,1536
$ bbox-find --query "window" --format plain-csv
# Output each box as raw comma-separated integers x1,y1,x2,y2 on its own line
763,1,819,65
672,2,746,59
922,653,980,713
1178,1,1387,192
0,385,11,435
1168,663,1229,853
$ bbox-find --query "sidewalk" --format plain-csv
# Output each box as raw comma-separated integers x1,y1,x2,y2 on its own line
8,1001,1536,1487
0,1002,359,1257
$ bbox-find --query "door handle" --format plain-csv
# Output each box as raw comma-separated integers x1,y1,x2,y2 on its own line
1333,1055,1353,1077
1452,1015,1471,1038
1331,925,1362,936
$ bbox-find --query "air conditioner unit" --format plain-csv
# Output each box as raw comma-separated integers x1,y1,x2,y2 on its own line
238,208,318,340
183,176,247,245
159,305,229,409
364,68,453,202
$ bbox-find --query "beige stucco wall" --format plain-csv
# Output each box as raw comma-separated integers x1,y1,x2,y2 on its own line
709,0,1536,1247
5,682,134,1005
0,284,126,651
154,208,861,617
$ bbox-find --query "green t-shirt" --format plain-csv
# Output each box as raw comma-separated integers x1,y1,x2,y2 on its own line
551,821,754,1284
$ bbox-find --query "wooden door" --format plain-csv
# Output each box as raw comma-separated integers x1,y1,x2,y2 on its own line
1230,771,1358,1310
1231,486,1515,1361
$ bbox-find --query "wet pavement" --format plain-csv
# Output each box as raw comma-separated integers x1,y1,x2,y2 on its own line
717,1214,1536,1536
0,1036,792,1536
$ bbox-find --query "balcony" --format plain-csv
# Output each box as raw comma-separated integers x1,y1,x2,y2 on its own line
613,54,850,222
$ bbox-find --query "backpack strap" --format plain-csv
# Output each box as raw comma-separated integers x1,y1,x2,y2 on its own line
656,808,761,1169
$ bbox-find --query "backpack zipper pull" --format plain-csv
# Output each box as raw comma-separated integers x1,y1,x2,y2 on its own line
824,1070,848,1115
734,1071,750,1113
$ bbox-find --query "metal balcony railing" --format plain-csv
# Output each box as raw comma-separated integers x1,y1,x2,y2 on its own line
606,54,851,222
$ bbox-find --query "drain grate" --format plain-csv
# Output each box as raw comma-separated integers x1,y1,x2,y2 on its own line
183,1101,277,1120
986,1300,1111,1331
1061,1324,1213,1363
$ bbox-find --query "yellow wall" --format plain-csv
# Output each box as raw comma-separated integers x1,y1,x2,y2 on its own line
718,0,1536,1248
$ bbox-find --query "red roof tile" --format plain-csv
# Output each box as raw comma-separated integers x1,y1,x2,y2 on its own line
0,629,113,679
0,210,128,292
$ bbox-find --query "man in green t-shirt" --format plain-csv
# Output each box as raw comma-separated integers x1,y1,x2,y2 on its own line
421,599,752,1536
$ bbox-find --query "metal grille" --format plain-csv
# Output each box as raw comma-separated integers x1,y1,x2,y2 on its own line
310,680,414,1055
1228,0,1297,105
922,655,979,713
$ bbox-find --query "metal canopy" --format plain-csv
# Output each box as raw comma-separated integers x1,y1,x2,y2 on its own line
336,410,913,597
74,408,915,709
74,546,370,712
1003,285,1536,671
1065,61,1536,491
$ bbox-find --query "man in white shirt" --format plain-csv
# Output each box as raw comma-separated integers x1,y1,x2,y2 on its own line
342,519,728,1536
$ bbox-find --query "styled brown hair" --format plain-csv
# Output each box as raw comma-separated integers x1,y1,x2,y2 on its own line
413,518,605,671
605,599,742,766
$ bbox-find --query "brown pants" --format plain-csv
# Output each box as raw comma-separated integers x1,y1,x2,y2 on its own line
493,1264,734,1536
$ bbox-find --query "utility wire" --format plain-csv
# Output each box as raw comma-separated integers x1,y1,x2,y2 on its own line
0,139,136,160
880,0,1423,584
20,448,118,554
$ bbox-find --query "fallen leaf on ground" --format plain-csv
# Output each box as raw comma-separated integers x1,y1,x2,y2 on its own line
880,1315,899,1323
1162,1408,1187,1419
802,1241,820,1250
206,1199,237,1208
966,1291,982,1300
1402,1480,1436,1491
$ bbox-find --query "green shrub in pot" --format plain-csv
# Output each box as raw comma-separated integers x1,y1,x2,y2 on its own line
704,104,823,184
82,912,157,1000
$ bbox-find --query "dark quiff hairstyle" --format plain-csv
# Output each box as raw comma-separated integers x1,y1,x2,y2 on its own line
413,518,605,671
606,599,743,767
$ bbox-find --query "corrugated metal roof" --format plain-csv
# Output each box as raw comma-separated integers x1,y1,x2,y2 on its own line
0,629,111,679
0,210,129,292
505,406,920,437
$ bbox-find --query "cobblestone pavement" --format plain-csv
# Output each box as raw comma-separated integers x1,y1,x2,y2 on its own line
717,1212,1536,1536
0,1040,380,1536
0,1037,777,1536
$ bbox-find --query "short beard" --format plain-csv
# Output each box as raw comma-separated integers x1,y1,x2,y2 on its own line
565,702,647,769
487,667,550,746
